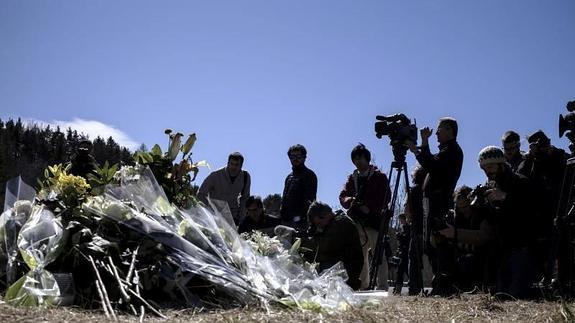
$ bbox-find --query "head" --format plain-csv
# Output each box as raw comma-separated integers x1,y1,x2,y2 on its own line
77,139,93,156
411,165,427,186
287,144,307,167
307,201,334,229
246,195,264,221
527,130,551,158
501,131,521,160
478,146,507,181
227,152,244,177
436,117,458,144
351,143,371,171
453,185,473,213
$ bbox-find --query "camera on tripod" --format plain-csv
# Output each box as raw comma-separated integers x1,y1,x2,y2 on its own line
375,114,418,162
559,101,575,155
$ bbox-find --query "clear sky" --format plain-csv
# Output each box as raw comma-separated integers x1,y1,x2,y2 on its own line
1,1,574,208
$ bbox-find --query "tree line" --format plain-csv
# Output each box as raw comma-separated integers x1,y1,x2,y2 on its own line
0,118,133,206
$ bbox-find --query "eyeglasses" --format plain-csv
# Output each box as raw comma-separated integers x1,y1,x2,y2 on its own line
289,154,305,160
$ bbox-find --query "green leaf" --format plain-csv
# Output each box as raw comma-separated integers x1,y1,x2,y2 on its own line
151,144,163,157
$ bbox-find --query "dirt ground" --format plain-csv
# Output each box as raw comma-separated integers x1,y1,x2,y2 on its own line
0,294,572,323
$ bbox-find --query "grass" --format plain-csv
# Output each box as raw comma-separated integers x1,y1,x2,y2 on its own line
1,294,572,322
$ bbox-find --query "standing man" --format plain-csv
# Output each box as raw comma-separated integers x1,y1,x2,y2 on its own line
408,117,464,289
339,143,390,289
519,130,568,286
198,152,251,226
280,144,317,231
501,131,526,173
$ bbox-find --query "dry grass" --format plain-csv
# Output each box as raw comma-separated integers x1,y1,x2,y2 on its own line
0,294,571,322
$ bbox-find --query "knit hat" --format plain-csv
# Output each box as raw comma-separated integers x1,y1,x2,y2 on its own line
478,146,506,167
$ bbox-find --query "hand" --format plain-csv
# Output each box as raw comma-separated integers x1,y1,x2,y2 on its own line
438,224,455,239
486,188,507,203
420,127,433,141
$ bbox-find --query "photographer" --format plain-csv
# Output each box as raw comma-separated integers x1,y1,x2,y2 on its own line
435,186,495,293
407,117,464,283
477,146,537,299
276,201,364,290
519,130,568,286
339,143,391,290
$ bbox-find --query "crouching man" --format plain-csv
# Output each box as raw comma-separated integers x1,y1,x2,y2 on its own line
275,201,364,290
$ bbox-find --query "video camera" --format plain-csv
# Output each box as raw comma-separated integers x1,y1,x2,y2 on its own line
559,101,575,155
375,114,418,162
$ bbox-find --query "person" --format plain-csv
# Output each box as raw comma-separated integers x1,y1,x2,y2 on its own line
339,143,391,289
436,186,495,293
405,166,427,295
408,117,464,287
276,201,364,290
280,144,317,231
519,130,568,286
501,131,527,173
477,146,536,299
394,214,411,295
68,139,99,179
238,195,281,235
198,152,251,226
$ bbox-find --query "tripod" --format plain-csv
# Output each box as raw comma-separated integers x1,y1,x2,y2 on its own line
368,154,411,290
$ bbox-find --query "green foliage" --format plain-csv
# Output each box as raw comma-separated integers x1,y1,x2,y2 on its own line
87,161,119,194
133,129,206,209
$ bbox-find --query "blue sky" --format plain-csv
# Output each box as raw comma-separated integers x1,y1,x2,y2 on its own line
1,1,574,208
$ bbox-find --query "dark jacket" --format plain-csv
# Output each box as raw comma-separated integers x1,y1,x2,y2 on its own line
300,214,364,290
453,207,495,253
397,223,412,257
238,214,281,236
406,183,425,237
68,153,99,179
518,146,568,232
416,139,463,222
339,166,390,229
280,165,317,222
491,166,537,250
508,151,527,173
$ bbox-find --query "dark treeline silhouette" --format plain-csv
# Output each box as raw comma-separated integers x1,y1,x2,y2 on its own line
0,118,133,204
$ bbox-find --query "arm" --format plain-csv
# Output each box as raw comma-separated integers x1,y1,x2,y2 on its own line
197,173,214,205
339,175,355,209
303,171,318,211
238,172,251,219
455,219,494,246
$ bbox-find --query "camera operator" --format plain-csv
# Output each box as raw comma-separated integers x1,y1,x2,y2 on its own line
477,146,537,299
435,186,495,294
519,130,568,286
407,117,464,284
275,201,364,290
339,143,391,290
404,166,427,295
